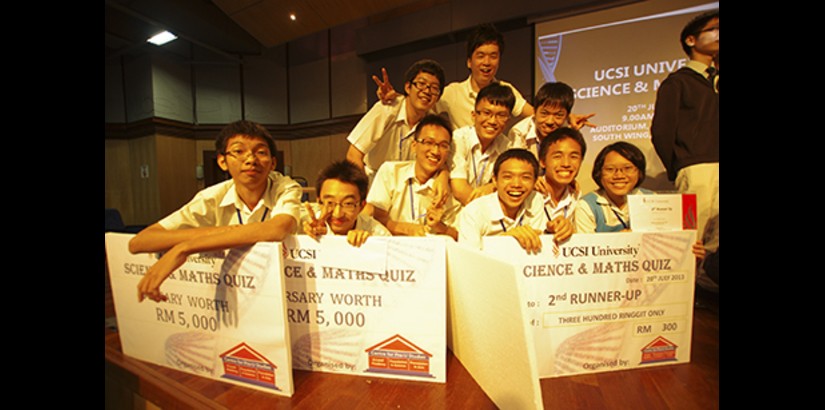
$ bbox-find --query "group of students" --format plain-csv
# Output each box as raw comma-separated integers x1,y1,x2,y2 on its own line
130,14,717,303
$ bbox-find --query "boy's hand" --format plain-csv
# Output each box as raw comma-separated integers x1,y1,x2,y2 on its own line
568,112,597,130
137,245,188,303
546,216,574,244
534,177,550,196
692,240,706,260
503,226,543,254
372,67,398,105
467,183,495,203
347,230,371,247
302,203,330,240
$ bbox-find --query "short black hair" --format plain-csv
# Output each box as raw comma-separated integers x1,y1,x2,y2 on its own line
316,160,370,201
591,142,646,190
467,23,504,59
680,10,719,56
215,120,277,155
414,114,453,141
404,59,446,96
538,127,587,162
476,83,516,112
533,82,575,113
494,148,539,179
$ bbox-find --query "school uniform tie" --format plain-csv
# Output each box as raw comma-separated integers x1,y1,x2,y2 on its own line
706,66,718,92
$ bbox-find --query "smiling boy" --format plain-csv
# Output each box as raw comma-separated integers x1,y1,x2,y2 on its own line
456,148,548,253
509,82,595,159
129,120,302,302
537,127,586,243
347,59,445,181
366,114,459,239
301,160,390,247
449,83,519,205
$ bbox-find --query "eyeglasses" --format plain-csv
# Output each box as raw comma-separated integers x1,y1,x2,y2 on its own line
224,148,272,162
410,80,441,95
475,109,510,123
321,200,359,212
537,109,567,122
602,165,638,176
416,139,451,151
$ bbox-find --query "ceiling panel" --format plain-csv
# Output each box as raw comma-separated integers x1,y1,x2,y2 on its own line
214,0,426,48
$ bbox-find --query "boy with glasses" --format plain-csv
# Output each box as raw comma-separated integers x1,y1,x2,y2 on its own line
366,114,459,240
449,83,518,205
301,160,390,247
129,120,302,302
346,59,446,182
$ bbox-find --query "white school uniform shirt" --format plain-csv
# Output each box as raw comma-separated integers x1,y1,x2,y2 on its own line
435,75,527,130
346,97,418,179
449,125,519,189
366,161,459,226
300,202,391,237
159,171,302,232
456,191,546,250
542,181,581,224
508,116,539,158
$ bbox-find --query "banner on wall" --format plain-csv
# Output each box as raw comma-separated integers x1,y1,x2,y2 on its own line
281,235,447,383
482,231,697,378
105,233,294,396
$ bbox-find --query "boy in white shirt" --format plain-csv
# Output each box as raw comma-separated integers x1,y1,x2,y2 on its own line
367,115,460,240
456,148,547,253
346,59,446,181
129,120,302,302
449,83,518,205
301,160,390,247
537,127,586,241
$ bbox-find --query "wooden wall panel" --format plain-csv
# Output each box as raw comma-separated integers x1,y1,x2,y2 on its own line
287,133,349,188
156,135,199,218
128,136,161,226
105,140,135,223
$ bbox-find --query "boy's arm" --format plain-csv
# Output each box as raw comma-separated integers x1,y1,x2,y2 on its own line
346,144,367,171
373,207,427,237
450,178,473,205
129,223,230,254
137,214,297,302
650,79,681,172
431,169,451,207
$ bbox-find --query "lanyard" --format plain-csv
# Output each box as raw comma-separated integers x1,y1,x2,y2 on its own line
236,207,269,225
407,178,427,222
611,208,629,229
499,215,524,232
399,129,413,160
544,204,569,223
471,151,489,188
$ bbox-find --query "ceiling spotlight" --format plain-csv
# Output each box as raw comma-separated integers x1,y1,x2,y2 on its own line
289,13,297,21
147,31,178,46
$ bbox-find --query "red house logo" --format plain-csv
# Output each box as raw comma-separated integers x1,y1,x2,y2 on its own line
364,334,433,378
640,336,678,364
220,342,280,391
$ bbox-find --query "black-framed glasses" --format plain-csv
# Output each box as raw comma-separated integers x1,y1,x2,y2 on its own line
410,80,441,95
223,148,272,162
321,200,359,212
415,139,451,151
602,165,638,176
